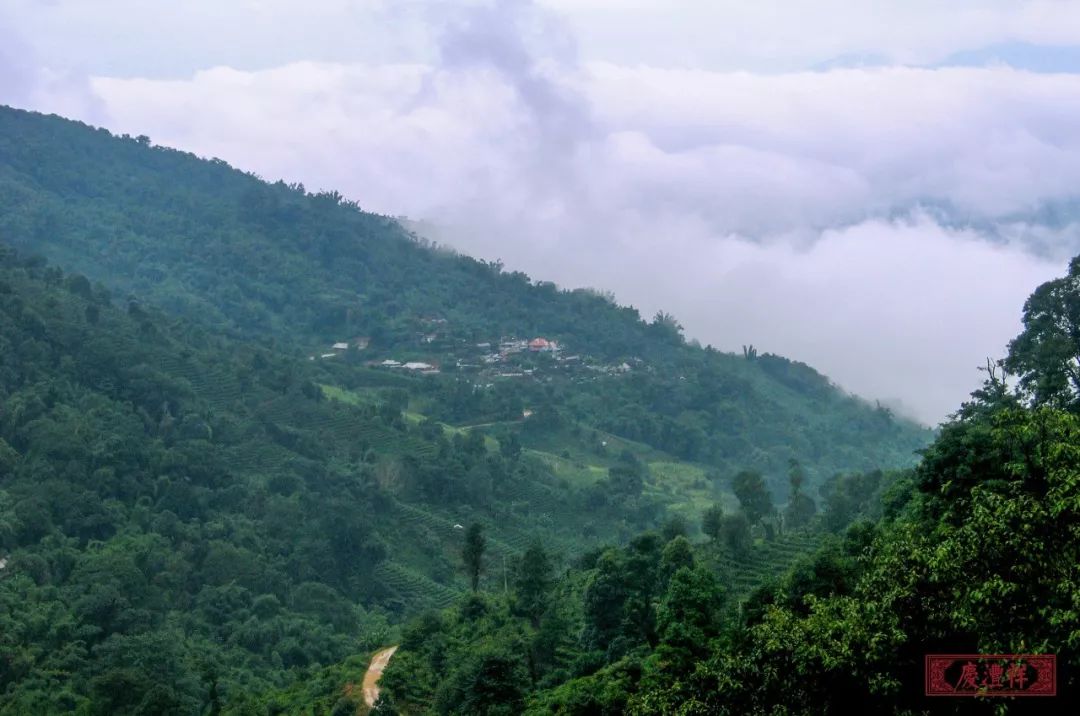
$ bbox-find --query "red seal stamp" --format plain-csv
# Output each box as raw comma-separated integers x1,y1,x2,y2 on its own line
925,654,1056,696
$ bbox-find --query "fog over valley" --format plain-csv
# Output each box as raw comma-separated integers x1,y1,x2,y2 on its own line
6,0,1080,422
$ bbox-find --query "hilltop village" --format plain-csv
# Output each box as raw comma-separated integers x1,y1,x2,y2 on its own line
311,318,642,382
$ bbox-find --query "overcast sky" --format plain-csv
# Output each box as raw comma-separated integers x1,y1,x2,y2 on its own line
5,0,1080,424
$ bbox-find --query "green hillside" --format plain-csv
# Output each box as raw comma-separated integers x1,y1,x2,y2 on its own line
0,105,931,492
375,260,1080,715
545,405,1080,713
0,105,947,714
0,244,669,712
0,233,849,714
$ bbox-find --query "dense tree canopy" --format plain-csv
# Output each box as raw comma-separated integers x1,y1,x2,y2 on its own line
0,104,1007,714
377,258,1080,713
1006,255,1080,408
0,105,930,489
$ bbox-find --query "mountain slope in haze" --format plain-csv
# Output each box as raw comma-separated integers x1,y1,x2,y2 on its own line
0,106,942,713
0,249,390,712
374,259,1080,714
0,105,931,489
0,245,664,712
0,238,843,714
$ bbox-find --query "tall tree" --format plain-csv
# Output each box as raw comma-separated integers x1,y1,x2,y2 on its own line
785,492,817,531
701,504,724,542
784,459,817,530
513,542,554,627
659,535,695,583
732,470,774,525
720,512,752,556
581,549,628,653
650,310,684,344
463,523,486,592
656,566,725,664
787,458,806,492
1004,255,1080,407
438,648,530,716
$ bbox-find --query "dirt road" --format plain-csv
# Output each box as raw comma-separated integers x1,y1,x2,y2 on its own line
362,645,399,708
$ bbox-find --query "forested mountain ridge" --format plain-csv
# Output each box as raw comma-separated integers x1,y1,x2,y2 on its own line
375,259,1080,715
0,104,941,713
0,243,680,712
0,247,435,712
0,105,930,488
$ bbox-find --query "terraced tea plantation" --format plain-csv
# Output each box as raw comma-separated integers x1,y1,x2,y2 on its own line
702,530,824,601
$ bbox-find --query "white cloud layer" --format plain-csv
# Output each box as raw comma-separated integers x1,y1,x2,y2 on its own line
5,0,1080,424
10,0,1080,75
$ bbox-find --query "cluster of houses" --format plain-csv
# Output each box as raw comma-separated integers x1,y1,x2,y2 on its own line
474,336,560,365
308,320,642,384
366,336,561,377
310,336,371,361
587,361,635,374
377,359,440,375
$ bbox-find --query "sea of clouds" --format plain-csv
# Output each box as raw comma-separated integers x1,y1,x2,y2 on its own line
5,0,1080,423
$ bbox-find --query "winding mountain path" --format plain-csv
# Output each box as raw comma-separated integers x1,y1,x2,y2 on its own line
362,645,399,708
